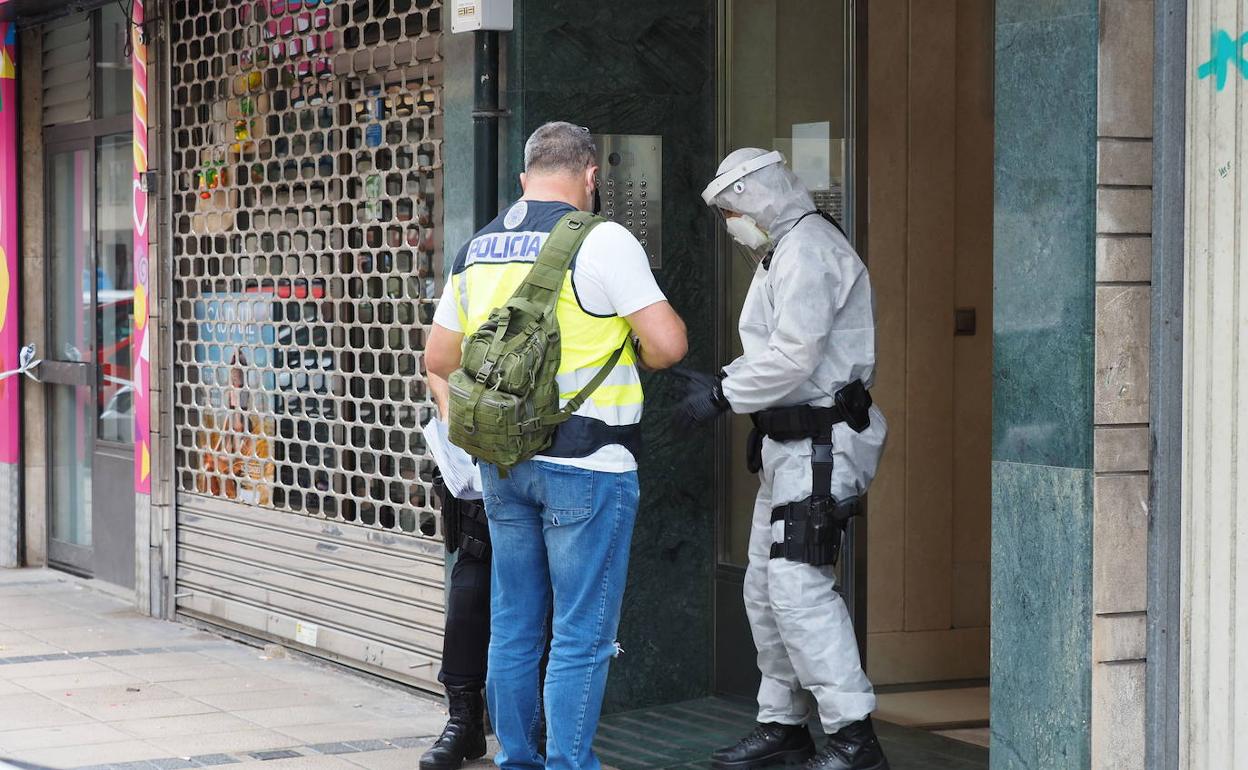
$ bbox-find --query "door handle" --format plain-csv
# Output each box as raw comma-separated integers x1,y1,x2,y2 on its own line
0,343,43,382
38,360,94,388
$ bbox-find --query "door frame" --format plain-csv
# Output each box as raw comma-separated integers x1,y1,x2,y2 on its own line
1146,0,1186,765
41,122,134,581
42,136,97,576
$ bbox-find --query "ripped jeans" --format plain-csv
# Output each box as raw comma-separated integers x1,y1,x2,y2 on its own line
481,460,639,770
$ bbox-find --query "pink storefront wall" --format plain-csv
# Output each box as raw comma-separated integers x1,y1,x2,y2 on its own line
132,1,151,493
0,22,18,466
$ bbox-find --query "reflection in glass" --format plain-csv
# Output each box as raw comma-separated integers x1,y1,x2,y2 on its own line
96,4,134,119
722,0,851,566
49,148,91,364
97,134,136,443
51,384,94,547
47,147,94,548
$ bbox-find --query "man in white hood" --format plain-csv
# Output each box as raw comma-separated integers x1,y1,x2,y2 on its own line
676,149,889,770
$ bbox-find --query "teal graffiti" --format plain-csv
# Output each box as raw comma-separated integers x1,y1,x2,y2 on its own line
1197,30,1248,91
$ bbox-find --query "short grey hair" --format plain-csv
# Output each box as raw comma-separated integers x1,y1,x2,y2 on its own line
523,122,597,175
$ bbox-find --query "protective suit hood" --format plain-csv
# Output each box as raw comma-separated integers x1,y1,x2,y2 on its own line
702,148,816,243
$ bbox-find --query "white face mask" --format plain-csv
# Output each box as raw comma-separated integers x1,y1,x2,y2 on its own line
724,214,770,251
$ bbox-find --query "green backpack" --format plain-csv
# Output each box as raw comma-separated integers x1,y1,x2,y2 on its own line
447,211,626,474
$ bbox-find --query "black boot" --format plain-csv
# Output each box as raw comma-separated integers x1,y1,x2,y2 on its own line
710,722,816,770
419,685,488,770
803,718,889,770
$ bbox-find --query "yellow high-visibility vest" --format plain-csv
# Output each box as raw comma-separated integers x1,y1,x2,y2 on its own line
448,200,644,457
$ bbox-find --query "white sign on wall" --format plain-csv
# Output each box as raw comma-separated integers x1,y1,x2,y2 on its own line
450,0,514,33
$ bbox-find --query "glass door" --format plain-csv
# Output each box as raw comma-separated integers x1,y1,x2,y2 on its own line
45,142,96,574
715,0,858,695
40,4,137,586
44,132,135,586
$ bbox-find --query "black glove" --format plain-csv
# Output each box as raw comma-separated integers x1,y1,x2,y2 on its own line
671,366,730,430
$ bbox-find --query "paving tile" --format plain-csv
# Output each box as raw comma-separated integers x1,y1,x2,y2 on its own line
112,711,257,740
230,757,361,770
63,696,220,723
148,729,297,757
0,692,96,730
45,683,184,706
234,705,366,729
33,631,183,653
0,721,134,750
11,613,110,631
187,754,237,766
9,738,170,767
163,675,291,698
149,758,198,769
306,742,356,756
0,598,72,618
276,720,441,746
0,657,118,680
15,669,148,692
248,749,302,760
195,646,269,665
116,663,249,685
345,745,495,770
195,689,333,712
104,653,223,674
0,679,28,695
0,640,62,658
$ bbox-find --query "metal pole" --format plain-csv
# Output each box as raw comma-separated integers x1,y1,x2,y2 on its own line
473,30,500,231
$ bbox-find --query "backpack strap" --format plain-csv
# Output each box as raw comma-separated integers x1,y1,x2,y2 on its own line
555,340,627,421
522,340,629,431
521,210,604,314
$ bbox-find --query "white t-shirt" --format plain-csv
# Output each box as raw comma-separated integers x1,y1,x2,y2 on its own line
433,202,667,473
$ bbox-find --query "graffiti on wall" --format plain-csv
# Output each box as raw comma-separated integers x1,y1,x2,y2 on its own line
132,0,152,492
0,22,18,465
1197,29,1248,91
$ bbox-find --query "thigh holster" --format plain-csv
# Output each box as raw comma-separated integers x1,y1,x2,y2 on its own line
435,471,492,559
769,494,861,567
749,381,873,566
456,499,491,560
767,431,862,567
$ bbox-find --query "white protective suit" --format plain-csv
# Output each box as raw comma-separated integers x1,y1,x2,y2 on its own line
705,149,888,733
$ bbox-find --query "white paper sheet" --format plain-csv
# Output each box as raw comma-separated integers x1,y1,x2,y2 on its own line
423,416,484,500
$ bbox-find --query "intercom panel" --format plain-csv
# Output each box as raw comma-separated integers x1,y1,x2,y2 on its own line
592,134,662,269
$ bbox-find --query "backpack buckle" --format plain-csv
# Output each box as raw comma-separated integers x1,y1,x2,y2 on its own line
474,360,495,384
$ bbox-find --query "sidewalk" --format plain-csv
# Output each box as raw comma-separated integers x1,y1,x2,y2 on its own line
0,568,485,770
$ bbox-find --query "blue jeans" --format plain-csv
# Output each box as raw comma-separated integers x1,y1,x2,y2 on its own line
481,460,639,770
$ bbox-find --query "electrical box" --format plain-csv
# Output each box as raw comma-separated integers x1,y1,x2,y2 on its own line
450,0,514,33
592,134,663,269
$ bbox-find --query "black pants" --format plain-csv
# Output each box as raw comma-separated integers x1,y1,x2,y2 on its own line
438,492,492,690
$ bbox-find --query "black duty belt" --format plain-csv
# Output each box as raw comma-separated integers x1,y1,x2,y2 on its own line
754,380,871,439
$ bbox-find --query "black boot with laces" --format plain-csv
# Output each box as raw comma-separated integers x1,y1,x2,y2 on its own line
419,685,488,770
802,718,889,770
710,722,816,770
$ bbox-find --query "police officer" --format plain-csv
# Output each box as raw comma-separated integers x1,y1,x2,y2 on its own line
420,374,491,770
676,149,889,770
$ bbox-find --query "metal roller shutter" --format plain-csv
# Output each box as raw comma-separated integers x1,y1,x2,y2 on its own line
167,0,447,690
